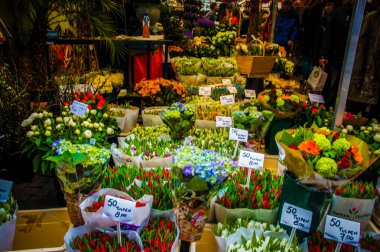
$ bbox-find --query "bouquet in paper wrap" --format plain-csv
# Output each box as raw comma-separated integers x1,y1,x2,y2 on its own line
172,146,237,242
258,88,306,118
275,127,370,190
161,102,195,140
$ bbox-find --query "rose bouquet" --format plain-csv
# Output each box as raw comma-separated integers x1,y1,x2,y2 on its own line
46,139,110,225
134,78,186,106
330,181,378,231
308,230,380,252
172,146,237,242
0,194,17,251
276,127,370,189
161,102,195,140
295,101,333,128
102,165,173,211
214,168,282,223
233,106,274,141
258,88,305,118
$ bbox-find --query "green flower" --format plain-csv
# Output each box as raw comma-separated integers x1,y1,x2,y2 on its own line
276,89,283,97
276,98,285,107
313,134,331,151
332,138,351,151
315,157,338,178
290,94,299,103
263,95,270,103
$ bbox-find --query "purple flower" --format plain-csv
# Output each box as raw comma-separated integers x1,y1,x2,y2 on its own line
52,140,60,148
145,152,150,157
259,116,265,120
183,165,193,176
183,32,193,39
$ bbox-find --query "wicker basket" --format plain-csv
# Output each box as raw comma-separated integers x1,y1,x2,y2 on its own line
236,55,277,77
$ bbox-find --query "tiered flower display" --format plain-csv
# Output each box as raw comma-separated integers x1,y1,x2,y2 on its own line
172,146,237,242
161,102,195,140
277,127,370,189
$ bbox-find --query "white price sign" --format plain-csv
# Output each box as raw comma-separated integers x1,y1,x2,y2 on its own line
199,87,211,96
229,128,248,142
222,79,232,85
308,93,325,104
238,150,264,170
70,101,88,117
324,215,360,247
280,203,313,233
220,95,235,105
0,179,13,203
103,195,136,223
216,116,232,127
228,86,237,94
244,89,256,98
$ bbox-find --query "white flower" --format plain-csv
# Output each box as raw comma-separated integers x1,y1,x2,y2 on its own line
87,118,91,122
88,123,94,128
86,108,89,114
26,131,34,138
98,127,103,132
62,111,67,116
31,125,38,131
360,126,366,130
63,117,70,124
93,123,99,128
69,121,76,127
374,134,380,143
46,126,52,131
221,229,229,238
364,130,369,134
106,128,114,135
346,125,353,131
83,121,89,127
37,113,43,118
341,128,348,134
84,130,92,138
56,117,63,123
90,109,97,115
21,119,32,127
217,223,223,230
56,124,61,130
34,131,40,136
74,129,80,135
103,113,109,118
367,127,373,131
43,110,48,116
45,131,51,137
99,122,104,127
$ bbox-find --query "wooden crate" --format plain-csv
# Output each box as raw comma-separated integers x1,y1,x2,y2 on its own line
236,55,277,77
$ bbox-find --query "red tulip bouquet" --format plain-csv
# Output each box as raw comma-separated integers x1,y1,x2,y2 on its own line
213,168,282,224
330,181,378,231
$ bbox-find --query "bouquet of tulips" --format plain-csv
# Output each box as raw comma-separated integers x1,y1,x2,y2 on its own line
0,194,17,251
161,102,195,140
329,181,378,231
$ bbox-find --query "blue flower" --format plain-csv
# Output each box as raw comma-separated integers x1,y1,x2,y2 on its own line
52,140,60,148
183,165,193,176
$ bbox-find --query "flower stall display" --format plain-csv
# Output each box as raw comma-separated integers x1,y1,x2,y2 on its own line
272,57,295,79
109,108,127,131
172,146,237,242
295,101,333,128
276,127,370,189
213,169,282,224
141,107,167,127
102,165,173,211
233,105,274,141
77,70,124,94
108,103,139,133
79,188,153,232
64,225,143,252
161,102,196,140
46,140,111,225
124,125,170,142
0,194,17,251
134,78,186,106
307,230,380,252
258,88,305,118
21,92,119,173
212,218,300,252
329,181,378,231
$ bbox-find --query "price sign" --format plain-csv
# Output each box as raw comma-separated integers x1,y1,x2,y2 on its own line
324,215,360,247
244,89,256,98
220,95,235,105
308,93,325,104
280,203,313,233
199,87,211,96
238,150,264,170
103,195,136,223
222,79,232,85
216,116,232,127
229,128,248,142
89,138,96,145
228,86,237,94
0,179,13,203
70,101,88,117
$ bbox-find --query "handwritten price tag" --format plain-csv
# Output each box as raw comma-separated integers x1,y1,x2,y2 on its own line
238,150,264,170
308,93,325,104
220,95,235,105
222,79,232,85
229,128,248,142
70,101,88,117
103,195,136,223
324,215,360,247
244,89,256,98
0,179,13,203
280,203,313,233
216,116,232,127
199,87,211,96
228,86,237,94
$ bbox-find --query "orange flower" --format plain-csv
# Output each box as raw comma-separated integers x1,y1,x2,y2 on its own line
350,145,363,164
298,140,321,155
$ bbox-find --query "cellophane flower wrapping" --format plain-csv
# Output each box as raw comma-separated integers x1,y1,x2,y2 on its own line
79,188,153,232
0,195,17,251
275,128,371,190
172,146,237,242
161,102,196,141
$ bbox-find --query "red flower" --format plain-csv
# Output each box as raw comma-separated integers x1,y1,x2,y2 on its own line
136,201,146,208
311,108,318,114
335,189,341,195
